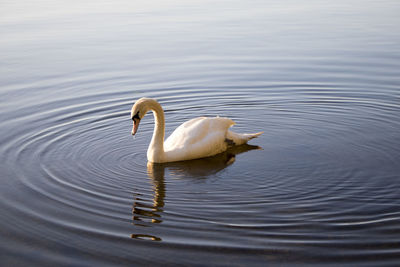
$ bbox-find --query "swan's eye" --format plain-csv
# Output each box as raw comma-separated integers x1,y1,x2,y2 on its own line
132,111,140,121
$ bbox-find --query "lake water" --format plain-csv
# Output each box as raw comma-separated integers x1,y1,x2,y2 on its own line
1,0,400,265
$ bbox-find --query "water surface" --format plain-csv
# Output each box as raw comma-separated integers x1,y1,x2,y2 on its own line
1,0,400,265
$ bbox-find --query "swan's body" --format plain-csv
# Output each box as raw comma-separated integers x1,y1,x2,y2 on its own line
131,98,263,163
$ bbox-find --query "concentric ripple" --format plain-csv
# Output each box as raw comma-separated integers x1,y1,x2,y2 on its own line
1,0,400,265
1,72,400,264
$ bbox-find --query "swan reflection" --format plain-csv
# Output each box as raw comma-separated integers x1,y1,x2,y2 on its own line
131,144,261,240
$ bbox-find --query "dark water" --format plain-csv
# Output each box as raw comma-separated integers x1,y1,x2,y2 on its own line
1,0,400,265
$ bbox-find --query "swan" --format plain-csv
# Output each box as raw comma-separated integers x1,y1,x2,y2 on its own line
131,97,263,163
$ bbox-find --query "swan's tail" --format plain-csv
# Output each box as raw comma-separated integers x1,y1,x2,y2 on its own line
226,131,263,146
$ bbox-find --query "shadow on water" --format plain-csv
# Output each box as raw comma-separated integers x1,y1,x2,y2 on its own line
131,144,261,241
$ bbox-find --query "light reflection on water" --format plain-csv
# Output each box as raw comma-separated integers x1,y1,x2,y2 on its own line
1,0,400,266
131,144,261,241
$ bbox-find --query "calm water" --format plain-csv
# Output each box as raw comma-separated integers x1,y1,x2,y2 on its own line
1,0,400,265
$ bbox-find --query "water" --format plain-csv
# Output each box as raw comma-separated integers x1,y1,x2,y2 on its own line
1,0,400,265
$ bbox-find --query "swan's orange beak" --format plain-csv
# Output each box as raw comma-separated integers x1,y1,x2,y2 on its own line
132,118,140,135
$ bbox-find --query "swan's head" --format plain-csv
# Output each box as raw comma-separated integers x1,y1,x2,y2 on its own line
130,97,154,135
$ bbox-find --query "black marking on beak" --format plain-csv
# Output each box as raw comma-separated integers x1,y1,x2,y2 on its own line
132,111,140,121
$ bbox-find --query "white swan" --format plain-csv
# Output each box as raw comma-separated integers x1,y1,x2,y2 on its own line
131,98,263,163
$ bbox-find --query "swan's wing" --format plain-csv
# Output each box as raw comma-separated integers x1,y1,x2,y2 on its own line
165,117,235,148
164,117,234,159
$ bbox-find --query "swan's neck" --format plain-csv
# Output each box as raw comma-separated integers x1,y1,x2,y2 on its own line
147,100,165,162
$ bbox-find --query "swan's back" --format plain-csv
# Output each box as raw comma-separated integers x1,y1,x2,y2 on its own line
164,117,234,161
